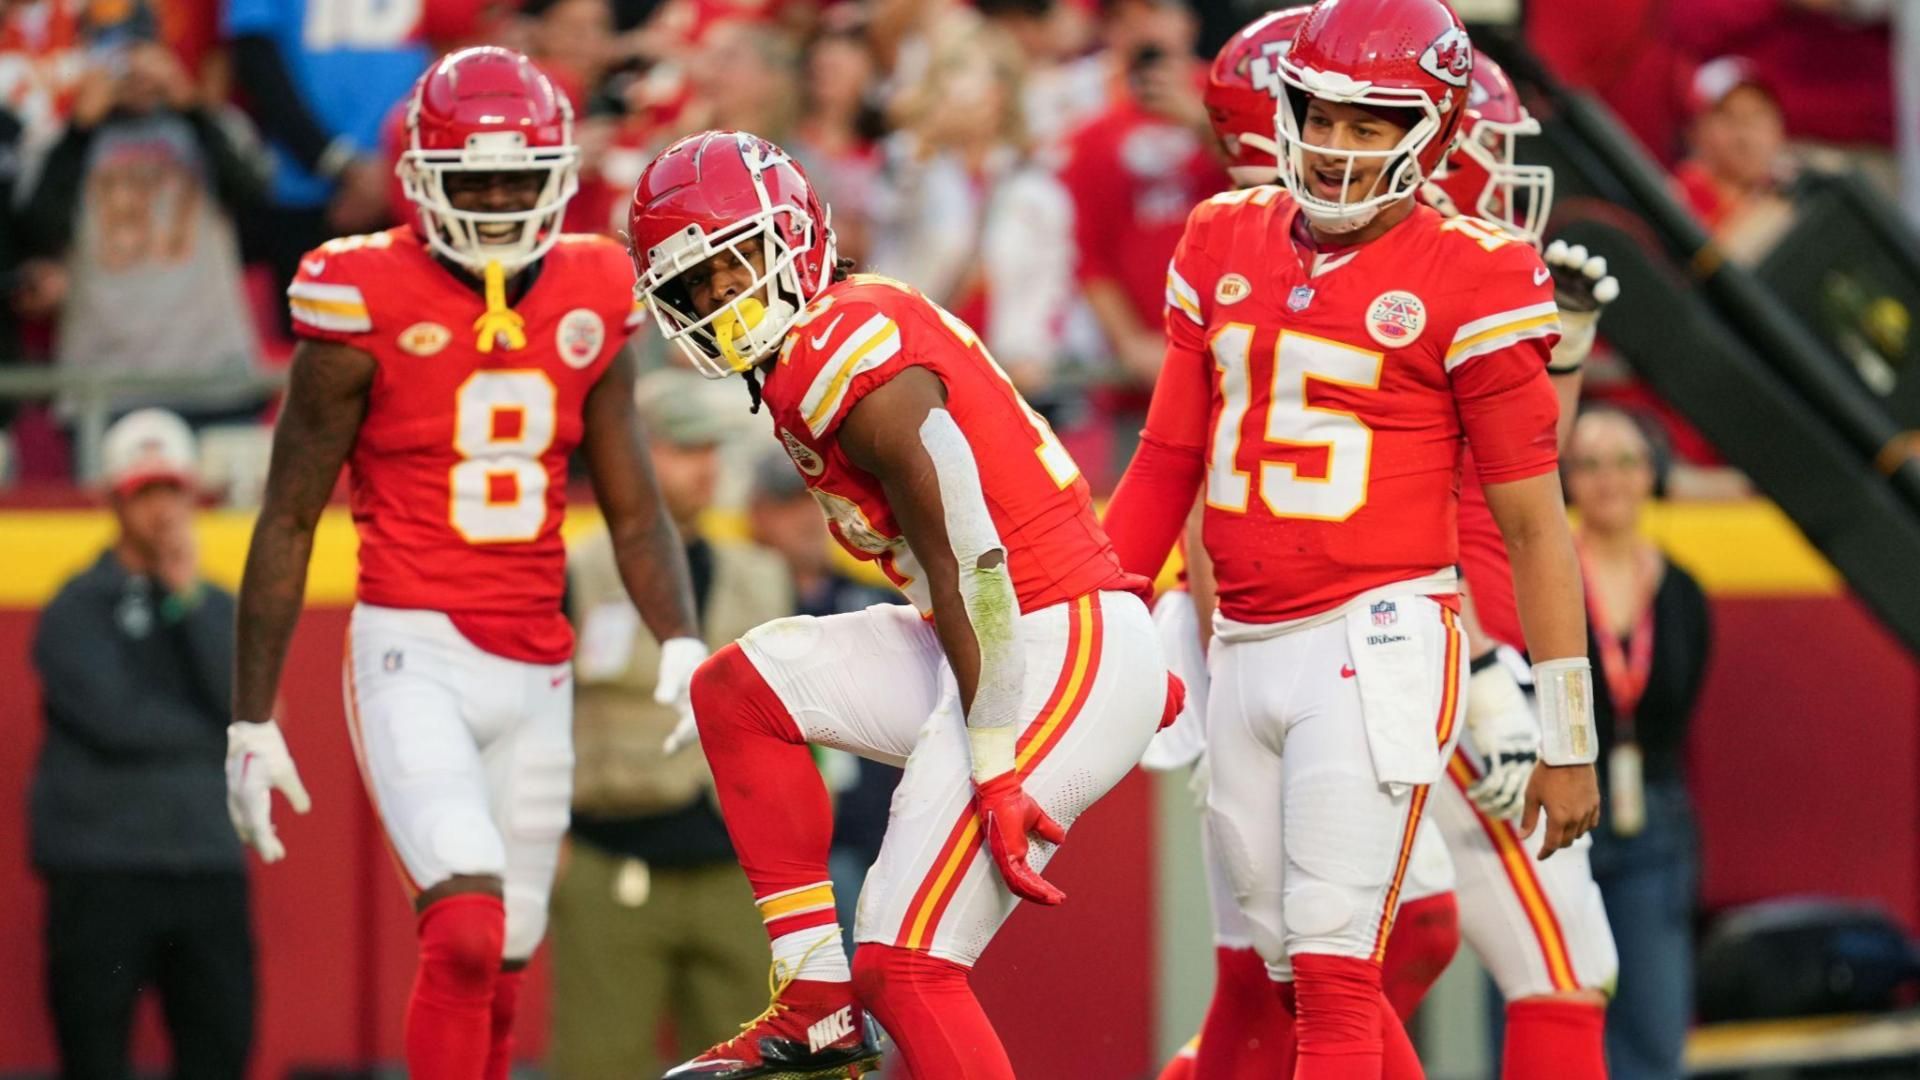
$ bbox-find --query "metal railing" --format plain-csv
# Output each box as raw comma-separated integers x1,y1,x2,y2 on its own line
0,366,288,481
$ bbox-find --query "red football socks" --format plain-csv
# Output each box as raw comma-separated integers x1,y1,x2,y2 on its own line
483,965,524,1080
692,645,839,944
1381,892,1461,1021
853,944,1014,1080
405,894,504,1080
1192,947,1296,1080
1292,954,1424,1080
1503,998,1606,1080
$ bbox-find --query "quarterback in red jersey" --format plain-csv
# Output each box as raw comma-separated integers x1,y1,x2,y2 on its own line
627,130,1175,1080
227,48,703,1080
1102,2,1602,1076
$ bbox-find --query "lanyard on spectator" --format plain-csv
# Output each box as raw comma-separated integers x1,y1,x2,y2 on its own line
1577,540,1657,742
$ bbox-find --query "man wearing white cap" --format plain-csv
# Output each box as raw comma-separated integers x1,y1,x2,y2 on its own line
29,407,253,1080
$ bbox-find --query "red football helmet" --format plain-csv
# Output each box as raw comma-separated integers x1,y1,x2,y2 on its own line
627,130,836,378
1206,6,1310,186
1275,0,1473,233
397,47,580,273
1424,54,1553,246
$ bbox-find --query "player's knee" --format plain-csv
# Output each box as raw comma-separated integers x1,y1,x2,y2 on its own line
852,943,968,1005
692,642,797,742
418,893,505,993
851,942,893,1003
1283,881,1357,940
416,805,508,877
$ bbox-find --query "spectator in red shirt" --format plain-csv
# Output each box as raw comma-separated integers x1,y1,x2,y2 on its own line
1672,57,1793,257
1059,0,1224,401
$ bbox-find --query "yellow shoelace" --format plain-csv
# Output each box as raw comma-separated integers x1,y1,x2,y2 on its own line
707,932,838,1051
472,260,527,353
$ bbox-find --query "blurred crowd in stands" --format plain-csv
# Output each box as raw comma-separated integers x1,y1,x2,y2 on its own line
0,0,1911,495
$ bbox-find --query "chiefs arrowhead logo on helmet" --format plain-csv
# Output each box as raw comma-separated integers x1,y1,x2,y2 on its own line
1419,27,1473,88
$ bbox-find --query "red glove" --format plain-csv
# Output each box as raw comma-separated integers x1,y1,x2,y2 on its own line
974,771,1067,905
1158,672,1188,730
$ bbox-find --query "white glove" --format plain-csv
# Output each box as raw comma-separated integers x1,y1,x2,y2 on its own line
1462,655,1539,822
1544,240,1620,313
1140,590,1210,773
1543,240,1621,372
226,719,311,863
656,636,711,755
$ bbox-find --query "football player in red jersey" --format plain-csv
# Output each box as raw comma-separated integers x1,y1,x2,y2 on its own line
626,131,1178,1080
1143,13,1462,1080
1152,17,1626,1079
227,48,705,1080
1102,1,1603,1076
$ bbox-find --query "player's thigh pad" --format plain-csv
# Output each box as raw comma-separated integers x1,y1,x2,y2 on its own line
345,604,510,892
738,603,947,767
1432,749,1619,998
1202,631,1288,967
1277,599,1464,962
483,661,575,960
855,591,1166,966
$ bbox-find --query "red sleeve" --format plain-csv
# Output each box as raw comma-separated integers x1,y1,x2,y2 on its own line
795,294,920,442
1102,434,1204,581
1101,211,1217,577
285,241,380,351
1445,238,1562,485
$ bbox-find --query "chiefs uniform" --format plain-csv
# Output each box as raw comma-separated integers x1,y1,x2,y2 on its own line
1108,185,1561,972
738,272,1166,965
289,224,641,957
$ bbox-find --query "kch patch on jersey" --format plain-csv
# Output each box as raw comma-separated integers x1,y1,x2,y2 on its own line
1365,291,1426,347
781,427,825,476
398,322,452,357
1215,273,1253,305
557,309,606,368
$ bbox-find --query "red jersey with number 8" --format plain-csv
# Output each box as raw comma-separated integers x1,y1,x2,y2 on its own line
286,226,643,662
1150,189,1562,623
759,274,1145,614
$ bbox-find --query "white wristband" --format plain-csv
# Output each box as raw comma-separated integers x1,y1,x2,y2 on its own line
967,723,1017,784
1531,656,1598,766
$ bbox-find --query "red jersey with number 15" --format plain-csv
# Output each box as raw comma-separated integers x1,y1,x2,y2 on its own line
286,226,643,663
1148,188,1562,624
760,274,1145,615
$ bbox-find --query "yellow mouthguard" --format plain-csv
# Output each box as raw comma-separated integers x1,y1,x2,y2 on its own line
713,297,767,372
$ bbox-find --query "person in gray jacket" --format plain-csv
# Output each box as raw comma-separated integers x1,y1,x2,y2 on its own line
30,408,252,1080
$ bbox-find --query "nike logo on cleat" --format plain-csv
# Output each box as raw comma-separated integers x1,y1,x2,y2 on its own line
807,1006,855,1054
1340,664,1356,679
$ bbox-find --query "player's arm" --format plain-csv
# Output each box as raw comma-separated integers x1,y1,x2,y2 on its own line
1100,250,1216,579
580,345,706,750
838,365,1065,906
228,339,371,859
1452,267,1601,858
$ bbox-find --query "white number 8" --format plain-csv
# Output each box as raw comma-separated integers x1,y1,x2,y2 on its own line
450,371,557,544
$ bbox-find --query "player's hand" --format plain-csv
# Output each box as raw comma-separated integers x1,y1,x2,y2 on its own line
1520,762,1600,861
1462,656,1539,822
656,636,710,755
225,719,311,863
1543,240,1620,315
974,770,1067,905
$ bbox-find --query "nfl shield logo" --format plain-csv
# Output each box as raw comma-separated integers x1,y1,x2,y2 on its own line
1370,601,1398,627
1288,285,1315,312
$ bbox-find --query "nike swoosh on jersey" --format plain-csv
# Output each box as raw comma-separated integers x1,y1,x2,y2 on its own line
809,314,845,351
1533,266,1550,286
302,258,327,277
